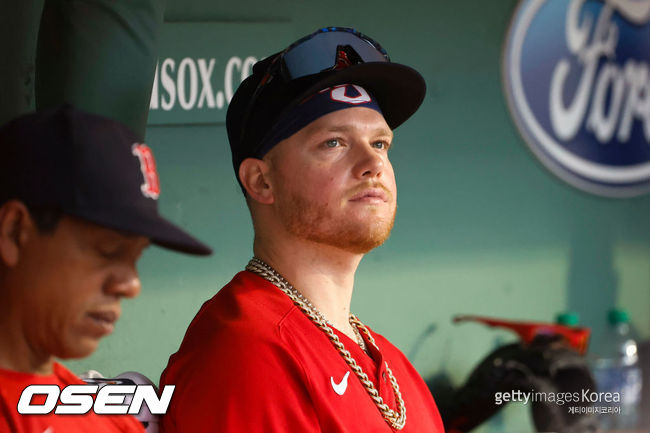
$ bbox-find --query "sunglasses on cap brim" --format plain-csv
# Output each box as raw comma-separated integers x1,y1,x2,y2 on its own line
278,27,390,80
240,27,391,145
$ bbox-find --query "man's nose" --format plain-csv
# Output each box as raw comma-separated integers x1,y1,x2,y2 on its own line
354,143,385,179
105,267,142,299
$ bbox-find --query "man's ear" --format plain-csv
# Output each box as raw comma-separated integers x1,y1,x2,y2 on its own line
0,201,33,267
238,158,275,205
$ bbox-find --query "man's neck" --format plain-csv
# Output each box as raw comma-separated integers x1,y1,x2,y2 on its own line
0,337,54,375
0,297,54,375
253,235,363,338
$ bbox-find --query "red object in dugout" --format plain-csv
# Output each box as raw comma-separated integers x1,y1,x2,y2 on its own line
454,315,591,354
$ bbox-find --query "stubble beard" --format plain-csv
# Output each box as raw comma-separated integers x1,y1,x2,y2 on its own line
278,191,396,254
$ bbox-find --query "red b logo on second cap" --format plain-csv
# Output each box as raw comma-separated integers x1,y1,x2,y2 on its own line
132,143,160,200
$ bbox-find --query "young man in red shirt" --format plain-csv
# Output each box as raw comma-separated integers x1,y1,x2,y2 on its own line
0,105,212,433
161,27,444,432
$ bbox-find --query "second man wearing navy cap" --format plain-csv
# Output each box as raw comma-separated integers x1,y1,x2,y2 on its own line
0,105,212,433
161,27,444,432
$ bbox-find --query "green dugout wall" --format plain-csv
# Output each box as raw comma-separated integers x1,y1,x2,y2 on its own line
2,1,649,431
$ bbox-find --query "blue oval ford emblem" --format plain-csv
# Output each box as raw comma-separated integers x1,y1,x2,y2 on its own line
503,0,650,197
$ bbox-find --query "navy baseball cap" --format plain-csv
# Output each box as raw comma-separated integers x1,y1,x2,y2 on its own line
226,27,426,184
0,105,212,256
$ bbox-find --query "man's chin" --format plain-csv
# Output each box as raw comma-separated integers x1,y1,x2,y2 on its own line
56,338,100,360
308,221,394,254
280,194,395,254
337,236,389,254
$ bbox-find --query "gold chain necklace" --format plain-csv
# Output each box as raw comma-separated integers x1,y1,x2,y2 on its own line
248,259,368,352
246,257,407,430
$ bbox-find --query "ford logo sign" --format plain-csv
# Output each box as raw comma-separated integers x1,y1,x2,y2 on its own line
503,0,650,197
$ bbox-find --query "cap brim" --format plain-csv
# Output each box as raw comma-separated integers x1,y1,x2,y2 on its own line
66,208,213,256
294,62,426,129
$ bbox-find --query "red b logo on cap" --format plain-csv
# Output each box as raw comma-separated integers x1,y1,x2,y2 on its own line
132,143,160,200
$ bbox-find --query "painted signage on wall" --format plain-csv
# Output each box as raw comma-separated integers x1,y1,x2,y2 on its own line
503,0,650,197
148,23,295,125
150,56,257,113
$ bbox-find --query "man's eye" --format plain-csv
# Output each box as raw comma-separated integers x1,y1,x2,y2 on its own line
97,243,122,258
324,139,340,148
372,141,389,150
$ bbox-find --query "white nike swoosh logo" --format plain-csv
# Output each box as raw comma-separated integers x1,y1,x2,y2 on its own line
331,371,350,395
43,428,53,433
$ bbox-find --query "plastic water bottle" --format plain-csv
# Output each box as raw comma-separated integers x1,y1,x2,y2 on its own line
590,309,643,430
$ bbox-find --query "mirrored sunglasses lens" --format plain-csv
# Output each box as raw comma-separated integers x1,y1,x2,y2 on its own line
283,31,388,79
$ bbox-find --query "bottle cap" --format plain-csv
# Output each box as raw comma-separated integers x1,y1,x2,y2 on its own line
556,312,580,326
607,309,629,325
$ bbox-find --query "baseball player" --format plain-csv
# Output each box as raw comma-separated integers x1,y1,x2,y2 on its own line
0,105,212,433
161,27,444,431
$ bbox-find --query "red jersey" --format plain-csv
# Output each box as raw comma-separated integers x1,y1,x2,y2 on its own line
161,271,444,432
0,362,145,433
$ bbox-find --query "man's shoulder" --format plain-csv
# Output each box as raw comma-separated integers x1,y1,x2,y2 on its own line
185,270,297,340
162,271,302,377
159,273,320,432
53,362,86,385
0,362,81,394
